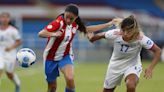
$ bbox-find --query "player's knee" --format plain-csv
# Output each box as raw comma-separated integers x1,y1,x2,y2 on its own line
126,80,136,90
48,82,57,90
6,72,13,79
65,75,74,82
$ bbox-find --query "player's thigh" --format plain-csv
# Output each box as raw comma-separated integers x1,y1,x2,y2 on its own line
124,65,142,84
44,60,60,83
0,58,5,77
104,68,123,89
59,55,74,79
5,61,15,73
4,58,16,73
0,57,5,71
60,64,74,79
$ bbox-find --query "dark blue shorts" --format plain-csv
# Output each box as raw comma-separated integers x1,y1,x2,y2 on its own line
44,55,74,83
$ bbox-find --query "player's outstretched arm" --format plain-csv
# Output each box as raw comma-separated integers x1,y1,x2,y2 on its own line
86,18,123,32
144,44,161,79
86,22,113,33
38,29,62,38
87,32,105,42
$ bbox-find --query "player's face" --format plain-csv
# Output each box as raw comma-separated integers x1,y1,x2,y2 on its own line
0,13,10,25
64,12,77,25
122,29,134,40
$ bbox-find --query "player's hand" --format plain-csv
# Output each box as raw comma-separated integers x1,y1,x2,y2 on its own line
5,47,13,52
112,18,123,25
52,31,63,37
144,67,153,79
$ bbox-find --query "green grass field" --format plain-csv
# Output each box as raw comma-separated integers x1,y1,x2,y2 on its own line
1,61,164,92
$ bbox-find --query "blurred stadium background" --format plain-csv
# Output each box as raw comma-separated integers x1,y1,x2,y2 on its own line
0,0,164,92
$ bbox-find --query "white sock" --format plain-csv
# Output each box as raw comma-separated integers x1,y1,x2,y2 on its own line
13,73,20,86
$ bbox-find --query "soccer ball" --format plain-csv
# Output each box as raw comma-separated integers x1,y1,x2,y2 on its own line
16,48,36,68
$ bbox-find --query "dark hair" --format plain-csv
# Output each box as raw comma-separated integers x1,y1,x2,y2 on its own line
65,4,86,34
121,15,136,31
65,4,79,16
0,12,18,29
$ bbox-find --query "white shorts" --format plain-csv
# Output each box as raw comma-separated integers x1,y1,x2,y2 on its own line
0,56,16,73
103,65,142,89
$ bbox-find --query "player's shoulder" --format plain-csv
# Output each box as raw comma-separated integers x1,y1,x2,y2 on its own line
55,15,64,23
138,34,151,41
113,28,122,35
72,21,78,28
105,28,122,39
106,28,122,36
8,25,19,32
138,34,154,45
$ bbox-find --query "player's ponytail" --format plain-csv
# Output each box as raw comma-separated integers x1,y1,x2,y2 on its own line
75,16,86,34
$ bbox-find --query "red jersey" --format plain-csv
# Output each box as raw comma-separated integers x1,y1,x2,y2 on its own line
43,15,78,61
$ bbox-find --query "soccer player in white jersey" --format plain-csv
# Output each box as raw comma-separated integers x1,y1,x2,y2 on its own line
0,12,21,92
87,15,161,92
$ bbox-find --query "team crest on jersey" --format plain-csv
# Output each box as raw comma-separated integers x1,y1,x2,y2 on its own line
47,25,53,29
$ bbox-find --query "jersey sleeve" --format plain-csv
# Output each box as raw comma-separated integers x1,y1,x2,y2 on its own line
13,29,21,40
44,18,61,32
105,29,120,40
140,35,154,49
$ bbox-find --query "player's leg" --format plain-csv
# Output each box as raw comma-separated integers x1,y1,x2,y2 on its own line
103,65,123,92
45,60,60,92
61,65,75,92
124,65,142,92
125,74,138,92
6,72,20,92
47,81,57,92
0,59,4,77
59,55,75,92
5,61,20,92
0,59,5,86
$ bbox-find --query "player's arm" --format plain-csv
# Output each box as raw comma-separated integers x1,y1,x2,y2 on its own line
38,18,62,38
144,44,161,79
38,29,62,38
86,22,112,32
5,39,21,51
86,18,123,32
87,32,105,42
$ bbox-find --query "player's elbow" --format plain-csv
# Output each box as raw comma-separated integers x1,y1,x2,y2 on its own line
38,32,42,37
38,30,45,38
154,46,162,59
157,47,162,57
18,40,22,45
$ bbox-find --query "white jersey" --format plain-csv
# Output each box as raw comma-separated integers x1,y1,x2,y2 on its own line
0,25,21,59
105,29,154,72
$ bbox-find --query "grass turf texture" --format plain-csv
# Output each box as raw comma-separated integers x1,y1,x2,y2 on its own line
0,61,164,92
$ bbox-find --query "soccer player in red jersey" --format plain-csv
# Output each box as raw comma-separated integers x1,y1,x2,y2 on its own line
38,4,113,92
